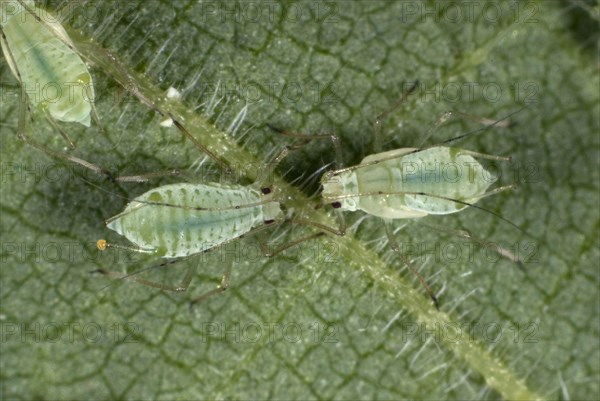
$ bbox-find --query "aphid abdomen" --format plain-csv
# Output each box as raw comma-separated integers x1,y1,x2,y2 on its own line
1,1,93,126
354,147,494,218
107,183,268,258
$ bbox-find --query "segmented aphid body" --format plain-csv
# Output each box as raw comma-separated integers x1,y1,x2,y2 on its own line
106,183,282,258
322,146,494,219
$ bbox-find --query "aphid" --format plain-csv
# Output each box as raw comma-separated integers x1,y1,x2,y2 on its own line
321,146,511,220
320,141,516,308
275,83,524,308
1,0,98,147
1,0,227,179
94,146,305,306
101,183,282,258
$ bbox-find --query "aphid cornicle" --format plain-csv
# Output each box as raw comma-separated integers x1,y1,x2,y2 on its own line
1,0,96,146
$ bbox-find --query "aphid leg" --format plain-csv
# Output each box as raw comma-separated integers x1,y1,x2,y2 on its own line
87,85,106,137
17,124,180,183
16,86,28,140
1,30,39,142
418,111,454,147
0,27,18,79
441,107,525,146
254,146,291,189
470,184,517,202
447,110,513,129
383,220,440,309
259,211,347,256
415,221,525,270
184,220,291,306
13,84,108,177
267,124,343,168
418,106,526,148
92,263,195,293
187,218,335,303
189,257,233,308
74,38,230,172
290,210,347,237
458,231,525,270
260,232,327,257
109,169,183,183
372,80,419,152
170,117,231,174
43,110,76,149
417,109,509,147
457,149,511,162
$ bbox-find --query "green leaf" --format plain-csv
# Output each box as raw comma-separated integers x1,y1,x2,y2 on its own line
1,1,598,399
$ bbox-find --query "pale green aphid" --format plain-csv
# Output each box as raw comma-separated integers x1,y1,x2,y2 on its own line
101,182,282,259
292,85,521,309
94,146,294,306
321,146,508,219
319,145,513,309
1,0,227,177
1,0,96,146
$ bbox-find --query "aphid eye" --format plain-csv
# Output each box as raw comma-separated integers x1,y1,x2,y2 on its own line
261,187,272,195
331,202,342,209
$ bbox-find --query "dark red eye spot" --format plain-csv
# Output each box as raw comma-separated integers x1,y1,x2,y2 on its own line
261,187,271,195
332,202,342,209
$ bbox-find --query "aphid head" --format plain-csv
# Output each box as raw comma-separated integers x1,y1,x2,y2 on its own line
321,172,358,211
262,201,283,222
259,186,283,221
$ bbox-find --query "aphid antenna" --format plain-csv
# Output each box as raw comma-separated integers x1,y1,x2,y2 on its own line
413,220,526,270
92,257,189,293
439,105,529,148
325,106,527,178
323,188,531,236
76,163,281,216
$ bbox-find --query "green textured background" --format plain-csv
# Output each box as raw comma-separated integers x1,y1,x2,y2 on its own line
1,0,599,399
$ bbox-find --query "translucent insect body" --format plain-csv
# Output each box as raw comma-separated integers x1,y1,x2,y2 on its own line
105,182,282,258
322,146,503,219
